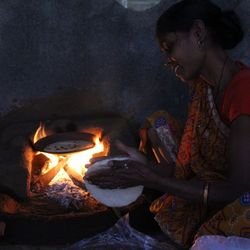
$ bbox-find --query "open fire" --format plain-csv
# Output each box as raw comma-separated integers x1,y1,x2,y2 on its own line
0,117,135,244
30,123,109,209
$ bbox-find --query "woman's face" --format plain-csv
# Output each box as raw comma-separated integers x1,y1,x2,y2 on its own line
159,31,205,82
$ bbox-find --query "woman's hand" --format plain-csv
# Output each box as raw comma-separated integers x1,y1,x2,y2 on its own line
84,159,159,189
84,141,158,189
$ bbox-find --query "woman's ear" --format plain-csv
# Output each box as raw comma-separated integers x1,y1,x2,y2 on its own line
191,19,207,49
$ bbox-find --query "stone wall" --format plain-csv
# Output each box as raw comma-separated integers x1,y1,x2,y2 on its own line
0,0,249,129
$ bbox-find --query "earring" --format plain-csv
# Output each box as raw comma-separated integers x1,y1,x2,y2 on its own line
198,40,204,49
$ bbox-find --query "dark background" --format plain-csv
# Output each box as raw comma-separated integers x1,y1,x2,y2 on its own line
0,0,248,128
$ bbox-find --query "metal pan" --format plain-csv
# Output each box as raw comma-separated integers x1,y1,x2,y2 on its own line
33,132,95,154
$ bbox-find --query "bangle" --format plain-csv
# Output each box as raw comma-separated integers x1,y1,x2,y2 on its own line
203,183,209,207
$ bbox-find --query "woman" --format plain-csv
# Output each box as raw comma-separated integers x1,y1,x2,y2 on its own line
85,0,250,247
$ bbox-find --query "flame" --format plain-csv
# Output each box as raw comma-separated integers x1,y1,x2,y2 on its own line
41,153,59,175
33,123,47,144
33,123,59,174
33,123,106,183
67,136,104,175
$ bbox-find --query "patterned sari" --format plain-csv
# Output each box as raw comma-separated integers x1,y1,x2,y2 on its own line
140,79,250,247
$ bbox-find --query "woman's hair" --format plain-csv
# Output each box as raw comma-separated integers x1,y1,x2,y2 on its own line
156,0,244,49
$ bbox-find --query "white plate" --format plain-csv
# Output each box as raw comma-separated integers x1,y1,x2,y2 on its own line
85,157,143,207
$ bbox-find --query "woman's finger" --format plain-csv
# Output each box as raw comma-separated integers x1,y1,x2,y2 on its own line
85,163,92,169
84,169,110,179
89,156,112,164
88,176,136,189
86,170,132,181
108,160,131,169
85,169,133,184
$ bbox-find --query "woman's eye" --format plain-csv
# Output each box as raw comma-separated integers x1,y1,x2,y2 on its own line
167,45,173,53
161,42,170,52
168,43,174,51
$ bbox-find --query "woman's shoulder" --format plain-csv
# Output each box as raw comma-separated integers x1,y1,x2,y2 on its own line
225,62,250,96
221,62,250,123
231,62,250,82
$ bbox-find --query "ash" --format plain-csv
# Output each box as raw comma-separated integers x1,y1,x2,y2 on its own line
45,169,89,210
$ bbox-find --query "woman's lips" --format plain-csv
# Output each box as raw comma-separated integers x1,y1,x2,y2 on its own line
166,61,184,78
174,64,180,75
171,63,182,76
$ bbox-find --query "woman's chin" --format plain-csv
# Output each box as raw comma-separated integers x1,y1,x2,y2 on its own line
177,71,200,83
175,73,186,82
174,66,186,81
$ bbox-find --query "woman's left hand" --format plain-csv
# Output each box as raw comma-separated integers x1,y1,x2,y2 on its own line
84,159,158,189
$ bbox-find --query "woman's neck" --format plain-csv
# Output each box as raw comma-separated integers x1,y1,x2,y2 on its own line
200,48,228,85
200,47,240,107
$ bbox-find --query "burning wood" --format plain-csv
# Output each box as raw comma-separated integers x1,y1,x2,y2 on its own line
31,158,88,210
63,164,86,190
31,159,67,193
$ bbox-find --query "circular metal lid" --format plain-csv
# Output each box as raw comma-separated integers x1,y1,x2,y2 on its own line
33,132,95,154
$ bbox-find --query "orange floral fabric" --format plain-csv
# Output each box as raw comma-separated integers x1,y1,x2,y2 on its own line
141,76,250,247
141,79,250,247
195,193,250,239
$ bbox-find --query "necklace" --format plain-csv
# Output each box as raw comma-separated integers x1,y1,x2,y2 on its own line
213,55,229,103
198,55,229,138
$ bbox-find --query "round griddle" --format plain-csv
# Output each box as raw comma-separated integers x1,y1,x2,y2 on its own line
33,132,95,154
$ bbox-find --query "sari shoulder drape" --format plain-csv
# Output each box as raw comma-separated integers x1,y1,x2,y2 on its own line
149,79,231,247
175,79,229,181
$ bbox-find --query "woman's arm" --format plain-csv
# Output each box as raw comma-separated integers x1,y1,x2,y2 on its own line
86,116,250,205
209,115,250,203
149,115,250,204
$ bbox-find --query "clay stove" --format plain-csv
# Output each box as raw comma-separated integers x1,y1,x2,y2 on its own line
0,116,139,245
31,125,109,206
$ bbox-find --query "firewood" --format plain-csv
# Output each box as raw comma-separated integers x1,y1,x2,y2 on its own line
30,159,66,193
63,165,86,190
